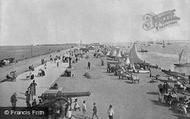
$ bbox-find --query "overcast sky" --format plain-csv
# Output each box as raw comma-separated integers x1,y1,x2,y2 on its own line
0,0,190,45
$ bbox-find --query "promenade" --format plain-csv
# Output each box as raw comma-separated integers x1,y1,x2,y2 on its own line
0,60,68,107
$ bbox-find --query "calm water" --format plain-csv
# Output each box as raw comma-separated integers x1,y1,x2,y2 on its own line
138,41,190,75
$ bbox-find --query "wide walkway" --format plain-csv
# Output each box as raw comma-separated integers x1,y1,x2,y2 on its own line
55,53,181,119
0,60,68,107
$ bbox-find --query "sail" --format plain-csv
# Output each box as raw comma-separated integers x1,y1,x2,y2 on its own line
187,53,190,63
178,49,184,64
121,49,126,57
116,49,122,58
125,57,130,64
129,43,144,64
110,49,117,57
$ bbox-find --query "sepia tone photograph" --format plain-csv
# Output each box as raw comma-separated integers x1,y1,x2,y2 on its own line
0,0,190,119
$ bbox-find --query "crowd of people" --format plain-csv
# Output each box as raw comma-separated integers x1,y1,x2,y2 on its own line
25,80,38,107
10,80,38,108
157,80,190,115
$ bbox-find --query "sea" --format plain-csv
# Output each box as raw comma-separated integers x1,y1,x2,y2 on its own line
137,41,190,75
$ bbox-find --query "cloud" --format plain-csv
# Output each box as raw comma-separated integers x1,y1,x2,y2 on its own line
1,0,190,45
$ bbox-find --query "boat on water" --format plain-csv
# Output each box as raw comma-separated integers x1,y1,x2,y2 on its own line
146,44,151,47
156,42,162,45
161,69,187,80
174,63,190,67
161,69,185,76
138,48,148,53
167,40,172,45
174,49,190,67
148,41,154,44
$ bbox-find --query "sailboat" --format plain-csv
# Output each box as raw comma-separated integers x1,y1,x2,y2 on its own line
174,49,190,67
167,40,171,45
129,43,144,64
128,43,150,73
138,47,148,53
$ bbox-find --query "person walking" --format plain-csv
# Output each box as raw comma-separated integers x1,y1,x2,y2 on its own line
66,107,72,119
27,86,34,101
92,102,99,119
32,80,37,95
101,59,104,66
82,101,87,118
149,68,152,77
56,59,59,67
10,92,17,109
87,62,91,69
76,57,78,63
29,80,37,100
107,104,114,119
25,90,31,107
74,99,80,111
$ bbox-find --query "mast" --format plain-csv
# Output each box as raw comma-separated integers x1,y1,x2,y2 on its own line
178,49,184,64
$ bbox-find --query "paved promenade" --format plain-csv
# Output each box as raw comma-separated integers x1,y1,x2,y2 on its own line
0,60,68,107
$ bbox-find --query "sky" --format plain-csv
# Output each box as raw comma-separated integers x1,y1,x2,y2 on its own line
0,0,190,45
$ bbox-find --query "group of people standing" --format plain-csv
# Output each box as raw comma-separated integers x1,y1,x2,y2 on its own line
25,80,37,107
10,80,37,108
65,99,114,119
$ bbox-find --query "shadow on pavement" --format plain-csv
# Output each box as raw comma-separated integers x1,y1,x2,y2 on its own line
124,80,133,84
150,99,167,107
147,92,159,95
